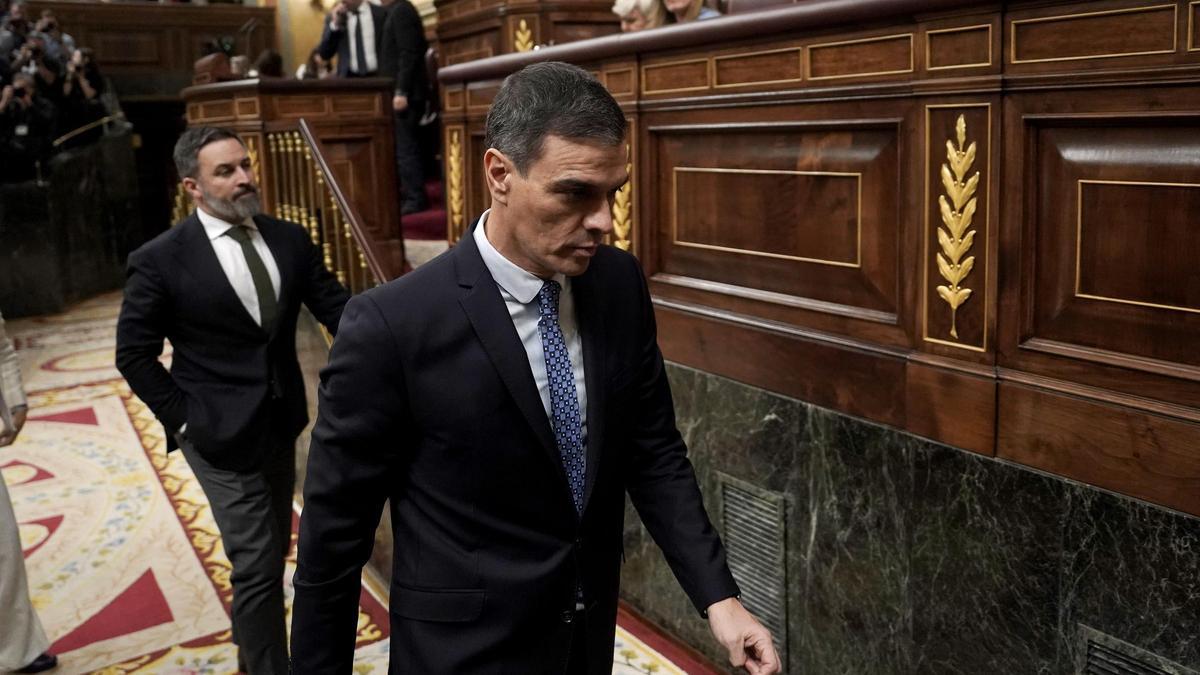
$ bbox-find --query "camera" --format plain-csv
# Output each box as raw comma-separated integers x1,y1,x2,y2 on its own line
12,86,27,98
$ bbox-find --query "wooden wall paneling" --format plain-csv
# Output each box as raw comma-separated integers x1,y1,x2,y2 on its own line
905,355,997,456
999,86,1200,410
1190,0,1200,51
655,301,908,430
806,32,915,81
643,99,913,349
1005,0,1192,73
924,22,997,73
997,380,1200,516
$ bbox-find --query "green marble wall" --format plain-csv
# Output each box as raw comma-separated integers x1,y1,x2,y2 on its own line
619,363,1200,674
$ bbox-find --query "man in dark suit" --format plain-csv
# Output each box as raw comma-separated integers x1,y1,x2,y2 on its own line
316,0,388,78
116,127,349,675
379,0,429,215
290,62,780,674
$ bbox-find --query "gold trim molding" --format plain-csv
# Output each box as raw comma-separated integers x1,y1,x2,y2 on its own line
1189,1,1200,51
1075,179,1200,315
640,57,712,95
805,33,915,81
925,24,994,71
1010,4,1178,65
671,167,862,268
712,47,804,89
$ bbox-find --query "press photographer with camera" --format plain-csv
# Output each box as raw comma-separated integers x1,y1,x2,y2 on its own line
0,70,56,182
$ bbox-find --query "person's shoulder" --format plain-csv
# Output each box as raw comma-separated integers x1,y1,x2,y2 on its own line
590,243,642,283
360,245,457,311
256,214,308,241
128,218,191,265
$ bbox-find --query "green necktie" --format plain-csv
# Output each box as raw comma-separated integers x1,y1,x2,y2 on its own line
225,225,278,332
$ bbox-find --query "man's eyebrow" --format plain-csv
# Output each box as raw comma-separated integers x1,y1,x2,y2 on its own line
549,175,631,193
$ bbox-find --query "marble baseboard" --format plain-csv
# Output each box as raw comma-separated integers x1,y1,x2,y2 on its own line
619,363,1200,674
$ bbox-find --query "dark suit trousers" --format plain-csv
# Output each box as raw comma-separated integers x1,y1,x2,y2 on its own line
181,434,294,675
394,107,426,208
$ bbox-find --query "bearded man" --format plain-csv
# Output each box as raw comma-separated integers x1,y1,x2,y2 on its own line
116,127,349,675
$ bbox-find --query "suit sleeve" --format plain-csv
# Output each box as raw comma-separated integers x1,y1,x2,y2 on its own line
298,228,351,335
115,248,188,433
379,3,423,96
316,15,343,62
291,293,408,673
621,256,740,616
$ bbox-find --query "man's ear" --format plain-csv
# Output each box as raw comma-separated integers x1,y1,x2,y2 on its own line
483,148,513,206
182,176,202,204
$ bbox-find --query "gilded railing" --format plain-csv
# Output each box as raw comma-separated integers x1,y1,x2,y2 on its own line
266,121,390,294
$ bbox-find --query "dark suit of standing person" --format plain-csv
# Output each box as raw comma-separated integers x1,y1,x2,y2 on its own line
317,0,388,77
379,0,428,215
116,127,350,675
290,62,781,675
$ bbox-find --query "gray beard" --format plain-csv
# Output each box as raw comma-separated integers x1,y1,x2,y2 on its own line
203,191,262,222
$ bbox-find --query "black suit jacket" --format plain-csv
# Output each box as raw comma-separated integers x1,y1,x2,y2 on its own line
317,3,390,78
291,223,738,673
378,0,428,101
115,213,349,470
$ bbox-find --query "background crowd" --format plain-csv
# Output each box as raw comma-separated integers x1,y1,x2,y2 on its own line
611,0,720,32
0,0,115,184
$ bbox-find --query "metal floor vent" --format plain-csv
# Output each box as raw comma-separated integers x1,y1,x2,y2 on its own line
719,473,787,668
1080,625,1198,675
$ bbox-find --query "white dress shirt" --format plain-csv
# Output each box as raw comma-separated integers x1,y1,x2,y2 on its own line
196,208,282,328
474,211,588,445
332,4,379,75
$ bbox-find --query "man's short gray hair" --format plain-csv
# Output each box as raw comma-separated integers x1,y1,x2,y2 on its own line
173,126,244,179
484,62,625,175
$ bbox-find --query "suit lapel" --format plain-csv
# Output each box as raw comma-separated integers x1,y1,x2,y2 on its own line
454,227,562,472
171,213,263,334
573,267,607,513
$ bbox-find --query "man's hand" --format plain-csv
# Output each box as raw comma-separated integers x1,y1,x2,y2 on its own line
0,405,28,447
392,94,408,112
706,597,780,674
332,2,350,25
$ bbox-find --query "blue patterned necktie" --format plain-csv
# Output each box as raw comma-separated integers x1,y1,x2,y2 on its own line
536,280,586,514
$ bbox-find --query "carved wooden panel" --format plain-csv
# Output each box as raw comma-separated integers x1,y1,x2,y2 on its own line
444,86,466,112
648,112,904,341
236,97,261,120
642,58,711,95
603,68,636,96
1029,121,1200,370
1009,2,1178,65
551,21,620,45
713,48,804,88
926,24,993,71
806,33,914,80
274,96,331,120
1191,0,1200,51
331,95,382,116
467,82,503,111
325,138,386,239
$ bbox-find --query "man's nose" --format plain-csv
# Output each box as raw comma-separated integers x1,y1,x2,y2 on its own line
236,164,256,185
584,198,614,235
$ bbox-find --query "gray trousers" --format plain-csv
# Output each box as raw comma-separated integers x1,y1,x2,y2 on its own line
181,436,294,675
0,468,49,670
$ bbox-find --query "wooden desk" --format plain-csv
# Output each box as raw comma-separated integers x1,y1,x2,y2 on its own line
434,0,619,66
439,0,1200,517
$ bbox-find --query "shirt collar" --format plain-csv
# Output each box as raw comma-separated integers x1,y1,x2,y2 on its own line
196,207,257,241
473,209,566,304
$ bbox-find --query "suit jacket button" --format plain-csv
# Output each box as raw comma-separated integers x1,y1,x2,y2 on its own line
561,611,574,624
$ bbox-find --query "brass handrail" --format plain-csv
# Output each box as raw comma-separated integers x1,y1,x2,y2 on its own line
51,112,127,148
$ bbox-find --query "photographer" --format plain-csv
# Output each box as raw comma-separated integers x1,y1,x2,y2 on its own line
59,47,105,146
12,34,62,105
0,0,29,60
0,71,56,183
33,10,73,62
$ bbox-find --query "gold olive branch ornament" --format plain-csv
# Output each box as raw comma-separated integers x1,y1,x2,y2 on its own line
447,129,465,240
514,20,534,52
610,159,633,251
935,114,979,339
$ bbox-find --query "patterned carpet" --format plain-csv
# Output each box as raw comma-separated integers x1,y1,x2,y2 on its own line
3,292,698,674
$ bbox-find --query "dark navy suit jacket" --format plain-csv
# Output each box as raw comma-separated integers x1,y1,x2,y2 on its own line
291,221,739,673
